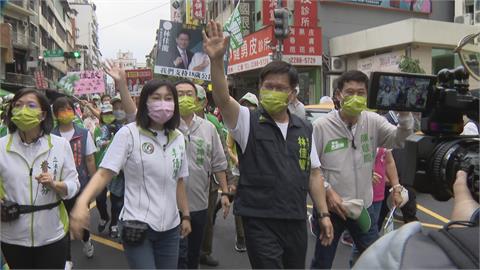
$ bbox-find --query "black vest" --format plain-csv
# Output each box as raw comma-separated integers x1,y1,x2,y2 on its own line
234,108,313,220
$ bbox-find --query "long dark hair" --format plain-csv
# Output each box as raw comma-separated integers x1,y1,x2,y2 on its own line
6,88,54,134
136,80,180,132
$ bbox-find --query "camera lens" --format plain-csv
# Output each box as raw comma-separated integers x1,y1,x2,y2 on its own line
429,138,479,201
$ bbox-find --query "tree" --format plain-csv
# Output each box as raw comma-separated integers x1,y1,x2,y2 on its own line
398,55,425,74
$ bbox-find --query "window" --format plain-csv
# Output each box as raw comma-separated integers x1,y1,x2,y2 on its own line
431,48,461,75
55,18,66,41
29,23,37,43
29,0,35,10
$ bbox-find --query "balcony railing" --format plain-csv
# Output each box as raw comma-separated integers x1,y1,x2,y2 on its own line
4,72,35,87
11,30,29,47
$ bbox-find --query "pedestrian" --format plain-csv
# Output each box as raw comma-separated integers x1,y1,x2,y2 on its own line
51,97,97,268
175,79,230,269
0,88,80,269
204,21,333,269
193,84,229,267
288,85,306,120
93,102,121,233
310,70,414,268
69,79,192,269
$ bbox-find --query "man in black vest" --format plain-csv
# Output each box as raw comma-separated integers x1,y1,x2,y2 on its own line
204,21,333,268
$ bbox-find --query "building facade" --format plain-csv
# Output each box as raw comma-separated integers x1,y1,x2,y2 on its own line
1,0,77,92
69,0,101,71
113,50,137,69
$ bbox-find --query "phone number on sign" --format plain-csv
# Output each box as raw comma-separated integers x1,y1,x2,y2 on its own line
288,56,318,65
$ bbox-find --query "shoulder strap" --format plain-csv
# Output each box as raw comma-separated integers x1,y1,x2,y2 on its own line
428,224,479,269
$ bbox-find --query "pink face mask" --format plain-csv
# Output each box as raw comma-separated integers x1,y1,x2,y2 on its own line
147,100,175,124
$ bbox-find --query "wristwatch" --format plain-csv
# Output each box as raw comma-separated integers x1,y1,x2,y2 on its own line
181,215,191,221
318,212,331,219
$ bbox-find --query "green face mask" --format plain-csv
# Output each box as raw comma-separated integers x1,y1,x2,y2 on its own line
341,95,367,117
102,114,115,124
259,89,289,115
11,106,42,132
179,96,200,116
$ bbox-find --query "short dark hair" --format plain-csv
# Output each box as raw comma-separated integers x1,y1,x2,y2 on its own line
175,80,197,96
259,61,299,89
136,80,180,133
101,94,111,103
52,97,75,115
6,88,54,134
337,70,369,91
177,30,190,39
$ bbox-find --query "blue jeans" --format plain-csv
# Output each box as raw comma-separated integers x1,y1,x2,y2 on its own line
370,201,383,231
123,224,180,269
310,206,379,269
178,209,208,269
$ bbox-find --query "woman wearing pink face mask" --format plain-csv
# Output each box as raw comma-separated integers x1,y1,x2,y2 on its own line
69,80,192,269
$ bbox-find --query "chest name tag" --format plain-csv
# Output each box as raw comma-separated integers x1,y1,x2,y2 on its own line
324,138,348,153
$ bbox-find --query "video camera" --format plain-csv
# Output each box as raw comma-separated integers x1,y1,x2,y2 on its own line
368,67,479,202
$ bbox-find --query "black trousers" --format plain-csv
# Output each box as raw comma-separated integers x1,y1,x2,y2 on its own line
242,217,307,269
1,235,68,269
178,209,208,269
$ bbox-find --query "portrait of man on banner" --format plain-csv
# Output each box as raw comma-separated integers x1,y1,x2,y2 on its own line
155,20,211,80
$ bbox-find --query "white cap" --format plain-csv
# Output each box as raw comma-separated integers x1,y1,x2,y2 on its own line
100,103,113,113
195,84,207,100
320,96,334,104
92,94,101,100
239,92,259,107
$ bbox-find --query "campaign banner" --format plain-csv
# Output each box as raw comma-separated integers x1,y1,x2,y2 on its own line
126,69,153,96
66,70,105,95
357,50,404,75
192,0,205,21
294,0,318,28
154,20,211,81
227,26,274,74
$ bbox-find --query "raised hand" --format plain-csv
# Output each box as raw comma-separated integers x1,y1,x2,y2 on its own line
103,59,126,82
202,20,229,61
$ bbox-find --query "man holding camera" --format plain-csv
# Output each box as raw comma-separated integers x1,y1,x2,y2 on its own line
310,70,414,268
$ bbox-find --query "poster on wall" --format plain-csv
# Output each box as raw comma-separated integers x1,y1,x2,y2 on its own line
357,50,405,75
154,20,211,81
323,0,432,13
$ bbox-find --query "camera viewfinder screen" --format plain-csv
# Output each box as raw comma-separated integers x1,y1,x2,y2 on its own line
376,75,432,111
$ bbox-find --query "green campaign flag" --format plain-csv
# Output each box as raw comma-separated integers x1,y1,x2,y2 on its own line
223,3,243,50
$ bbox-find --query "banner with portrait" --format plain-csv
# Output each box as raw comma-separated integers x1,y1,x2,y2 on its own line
154,20,210,81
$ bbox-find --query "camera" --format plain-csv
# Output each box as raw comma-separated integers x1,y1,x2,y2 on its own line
368,67,479,202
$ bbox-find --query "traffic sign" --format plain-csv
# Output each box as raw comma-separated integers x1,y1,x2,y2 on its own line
43,49,64,58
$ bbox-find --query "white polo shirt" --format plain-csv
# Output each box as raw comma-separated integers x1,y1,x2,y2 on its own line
100,123,189,232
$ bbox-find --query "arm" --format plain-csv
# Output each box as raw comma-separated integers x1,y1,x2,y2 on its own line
104,59,137,115
70,168,115,240
214,170,231,218
86,154,97,178
376,112,414,149
176,177,192,238
385,150,403,207
309,167,334,246
203,20,241,129
81,101,101,119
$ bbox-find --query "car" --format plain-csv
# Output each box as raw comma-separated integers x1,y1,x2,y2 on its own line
305,103,335,123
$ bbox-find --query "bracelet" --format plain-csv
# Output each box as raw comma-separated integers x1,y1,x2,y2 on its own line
317,212,330,219
389,184,403,193
221,192,230,197
181,215,191,221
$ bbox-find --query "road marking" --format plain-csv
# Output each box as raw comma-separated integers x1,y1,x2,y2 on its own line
90,234,124,251
416,204,450,224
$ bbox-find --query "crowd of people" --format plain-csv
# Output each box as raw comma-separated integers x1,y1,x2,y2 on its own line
0,20,478,270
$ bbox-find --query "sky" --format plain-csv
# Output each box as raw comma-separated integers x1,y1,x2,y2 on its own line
94,0,171,64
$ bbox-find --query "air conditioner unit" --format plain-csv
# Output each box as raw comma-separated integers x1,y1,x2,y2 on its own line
330,57,346,72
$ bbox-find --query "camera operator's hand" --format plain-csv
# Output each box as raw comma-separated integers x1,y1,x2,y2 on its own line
451,170,479,221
